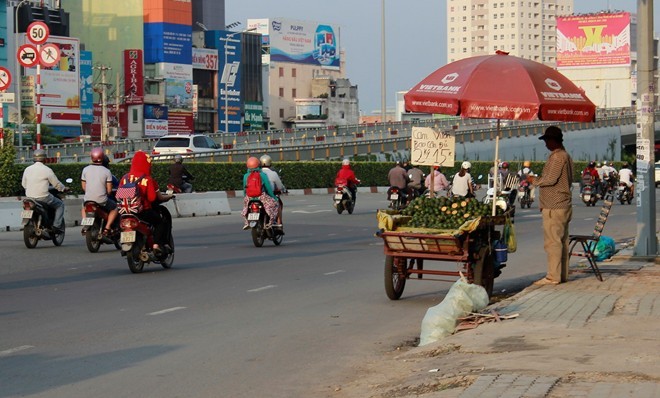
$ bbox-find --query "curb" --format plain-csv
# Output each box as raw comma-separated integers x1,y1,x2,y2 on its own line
224,186,389,198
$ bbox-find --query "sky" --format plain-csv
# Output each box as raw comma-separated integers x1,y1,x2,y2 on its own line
225,1,660,115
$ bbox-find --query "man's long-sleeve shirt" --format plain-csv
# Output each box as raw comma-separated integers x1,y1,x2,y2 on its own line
22,162,64,198
533,148,574,209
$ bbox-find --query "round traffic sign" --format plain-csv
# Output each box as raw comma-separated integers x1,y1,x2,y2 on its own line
40,43,61,68
27,21,49,45
17,44,39,68
0,67,11,91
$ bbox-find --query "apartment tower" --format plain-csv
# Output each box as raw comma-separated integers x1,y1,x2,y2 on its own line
447,0,573,67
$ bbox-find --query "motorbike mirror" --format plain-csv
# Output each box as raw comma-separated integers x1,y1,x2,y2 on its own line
477,174,484,180
65,178,73,184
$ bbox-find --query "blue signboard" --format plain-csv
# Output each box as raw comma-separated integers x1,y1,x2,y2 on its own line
144,23,192,64
206,30,243,133
79,51,94,123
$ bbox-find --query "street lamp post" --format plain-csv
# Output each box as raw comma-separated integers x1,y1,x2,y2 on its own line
221,28,255,134
14,0,30,148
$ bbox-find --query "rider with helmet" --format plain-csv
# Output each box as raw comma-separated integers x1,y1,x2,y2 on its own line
517,160,536,202
21,149,68,232
451,161,474,198
81,147,118,235
241,156,279,230
259,154,285,227
617,161,635,195
581,161,601,196
167,154,194,193
335,158,360,203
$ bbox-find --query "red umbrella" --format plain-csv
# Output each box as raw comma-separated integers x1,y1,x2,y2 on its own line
404,50,596,122
404,51,596,214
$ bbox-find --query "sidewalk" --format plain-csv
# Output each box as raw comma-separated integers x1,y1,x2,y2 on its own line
340,249,660,398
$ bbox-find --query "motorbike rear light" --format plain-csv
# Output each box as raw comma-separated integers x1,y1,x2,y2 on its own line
250,202,261,212
120,217,138,229
22,201,35,210
84,203,98,212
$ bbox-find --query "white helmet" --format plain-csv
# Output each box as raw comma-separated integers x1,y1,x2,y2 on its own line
461,161,472,169
342,158,350,166
260,154,272,167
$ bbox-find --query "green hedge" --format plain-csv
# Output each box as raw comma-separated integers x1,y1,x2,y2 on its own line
1,160,617,197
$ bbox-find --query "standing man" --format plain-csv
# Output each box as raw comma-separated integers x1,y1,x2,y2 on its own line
528,126,574,285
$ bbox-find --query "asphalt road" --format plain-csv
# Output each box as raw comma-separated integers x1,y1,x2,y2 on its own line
0,190,649,397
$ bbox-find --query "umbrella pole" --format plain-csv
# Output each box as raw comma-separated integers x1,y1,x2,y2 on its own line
492,121,500,217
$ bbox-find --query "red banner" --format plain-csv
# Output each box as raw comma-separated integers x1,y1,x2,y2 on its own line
557,12,631,68
123,49,144,105
167,111,194,134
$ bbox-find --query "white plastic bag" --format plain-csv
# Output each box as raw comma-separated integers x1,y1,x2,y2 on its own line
419,276,489,346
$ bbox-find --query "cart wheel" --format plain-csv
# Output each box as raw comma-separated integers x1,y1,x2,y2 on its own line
472,246,494,298
384,255,406,300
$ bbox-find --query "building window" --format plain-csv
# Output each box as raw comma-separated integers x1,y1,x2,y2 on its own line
279,108,284,118
292,88,297,98
279,67,284,77
292,68,297,78
279,87,284,97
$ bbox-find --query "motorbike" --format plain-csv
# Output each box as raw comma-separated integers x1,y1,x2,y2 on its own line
387,186,407,210
616,182,632,205
483,187,513,214
119,201,175,273
81,201,121,252
246,198,284,247
333,180,355,215
166,175,193,194
580,183,599,206
517,180,532,209
20,179,72,249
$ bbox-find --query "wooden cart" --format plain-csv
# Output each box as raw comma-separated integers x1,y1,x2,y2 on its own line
375,214,511,300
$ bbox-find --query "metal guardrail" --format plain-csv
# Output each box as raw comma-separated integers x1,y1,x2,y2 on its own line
14,106,642,164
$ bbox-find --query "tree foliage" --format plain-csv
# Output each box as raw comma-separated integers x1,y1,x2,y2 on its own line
0,132,21,197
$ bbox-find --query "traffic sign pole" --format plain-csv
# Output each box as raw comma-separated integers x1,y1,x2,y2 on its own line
36,43,41,149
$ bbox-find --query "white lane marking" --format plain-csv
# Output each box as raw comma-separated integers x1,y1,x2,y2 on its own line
248,285,277,293
0,345,34,357
148,307,187,316
584,218,594,221
324,270,345,275
291,210,332,214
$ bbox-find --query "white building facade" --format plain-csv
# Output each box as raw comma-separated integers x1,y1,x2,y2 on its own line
446,0,574,66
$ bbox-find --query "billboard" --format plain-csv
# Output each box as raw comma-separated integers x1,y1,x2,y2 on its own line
79,51,94,123
557,12,631,68
123,49,144,105
158,63,193,134
192,47,219,70
144,23,192,64
144,104,169,137
218,31,243,133
25,36,81,126
262,18,340,69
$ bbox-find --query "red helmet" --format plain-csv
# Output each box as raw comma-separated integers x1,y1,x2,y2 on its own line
501,161,509,169
91,147,104,164
246,156,260,169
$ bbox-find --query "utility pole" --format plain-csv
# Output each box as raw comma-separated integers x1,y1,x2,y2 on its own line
93,65,111,143
381,0,386,124
635,0,657,256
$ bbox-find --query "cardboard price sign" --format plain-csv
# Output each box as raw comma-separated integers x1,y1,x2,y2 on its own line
410,126,455,167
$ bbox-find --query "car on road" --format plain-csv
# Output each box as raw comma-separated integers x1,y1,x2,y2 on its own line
655,161,660,187
152,134,220,156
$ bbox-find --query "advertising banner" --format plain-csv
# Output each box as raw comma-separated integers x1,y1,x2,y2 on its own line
268,18,340,69
91,103,118,139
244,101,264,130
144,104,169,137
25,36,80,110
218,31,243,133
79,51,94,123
557,12,631,68
192,48,219,70
123,49,144,105
144,22,192,64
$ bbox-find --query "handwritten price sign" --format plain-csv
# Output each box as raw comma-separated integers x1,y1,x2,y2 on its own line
411,127,455,167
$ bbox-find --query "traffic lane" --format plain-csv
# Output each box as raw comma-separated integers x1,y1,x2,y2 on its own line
0,209,442,397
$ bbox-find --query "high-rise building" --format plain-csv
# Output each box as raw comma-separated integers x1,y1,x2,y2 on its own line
446,0,573,67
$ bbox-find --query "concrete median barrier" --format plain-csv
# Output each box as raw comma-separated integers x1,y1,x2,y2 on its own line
0,192,232,232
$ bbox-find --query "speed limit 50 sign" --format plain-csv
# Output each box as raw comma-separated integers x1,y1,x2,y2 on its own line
27,21,49,45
